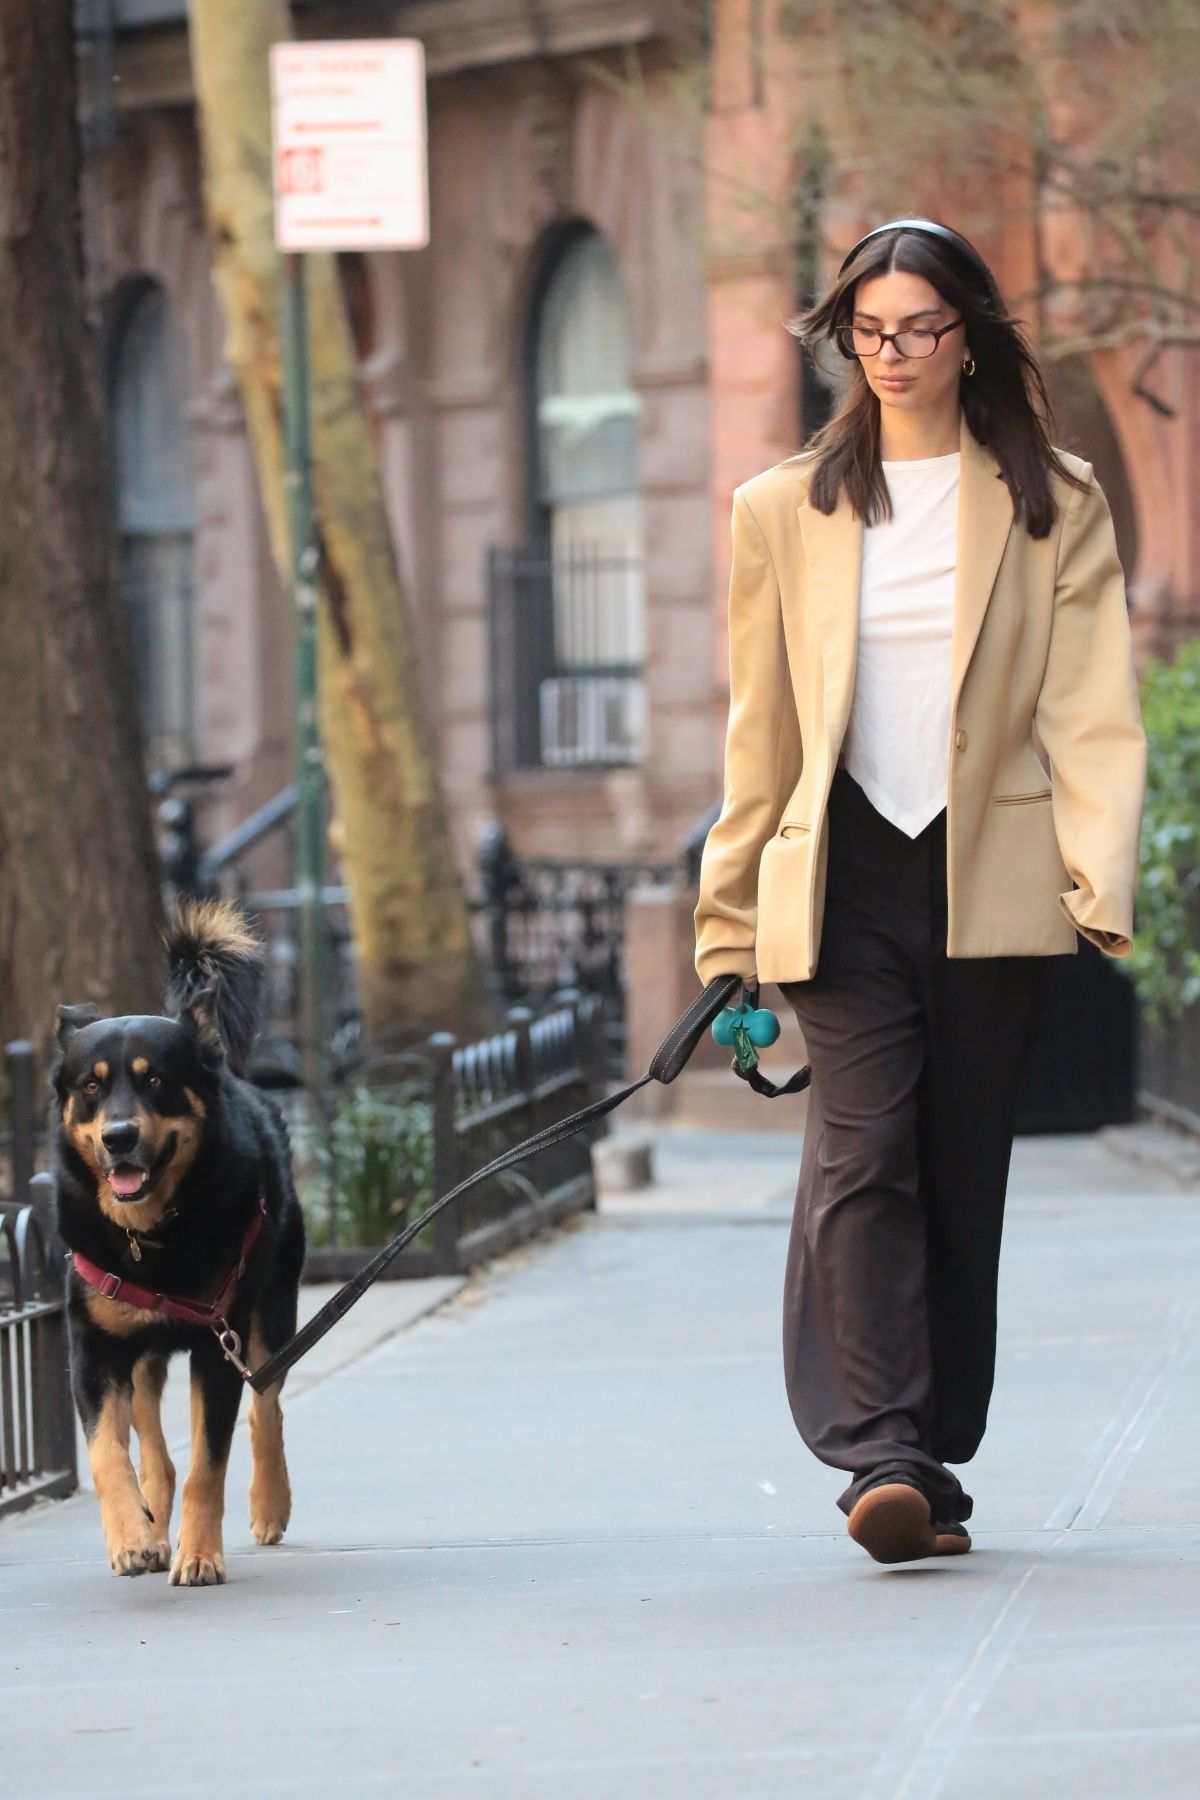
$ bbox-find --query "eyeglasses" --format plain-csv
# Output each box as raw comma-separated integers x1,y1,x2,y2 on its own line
836,318,965,360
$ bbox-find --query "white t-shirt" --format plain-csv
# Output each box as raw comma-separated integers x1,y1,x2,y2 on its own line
841,451,959,838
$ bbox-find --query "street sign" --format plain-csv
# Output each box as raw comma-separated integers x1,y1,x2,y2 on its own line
269,39,429,252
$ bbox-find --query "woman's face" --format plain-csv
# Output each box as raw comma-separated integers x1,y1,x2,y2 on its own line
848,269,969,417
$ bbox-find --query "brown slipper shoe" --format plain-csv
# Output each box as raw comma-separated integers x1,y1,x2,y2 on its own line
847,1481,937,1564
932,1519,972,1555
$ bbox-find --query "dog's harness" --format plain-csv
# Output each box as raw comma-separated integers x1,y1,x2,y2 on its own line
71,1198,266,1379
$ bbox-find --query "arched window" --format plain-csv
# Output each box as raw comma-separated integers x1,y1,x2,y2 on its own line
521,226,645,766
109,281,196,770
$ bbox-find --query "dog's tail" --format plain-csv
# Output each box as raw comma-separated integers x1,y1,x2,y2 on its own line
164,899,266,1076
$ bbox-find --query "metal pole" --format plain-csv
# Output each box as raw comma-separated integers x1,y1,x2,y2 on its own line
281,251,330,1142
428,1032,460,1275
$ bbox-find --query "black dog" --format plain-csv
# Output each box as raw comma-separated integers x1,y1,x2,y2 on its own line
52,900,305,1585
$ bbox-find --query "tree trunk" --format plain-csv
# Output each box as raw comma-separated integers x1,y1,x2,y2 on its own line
187,0,493,1045
0,0,164,1073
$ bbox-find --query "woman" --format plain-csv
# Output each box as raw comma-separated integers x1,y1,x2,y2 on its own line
692,217,1147,1565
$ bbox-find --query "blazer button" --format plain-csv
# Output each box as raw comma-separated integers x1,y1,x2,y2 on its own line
954,728,968,751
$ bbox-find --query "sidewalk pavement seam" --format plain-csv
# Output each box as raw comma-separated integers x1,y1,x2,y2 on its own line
861,1276,1200,1800
1044,1291,1200,1532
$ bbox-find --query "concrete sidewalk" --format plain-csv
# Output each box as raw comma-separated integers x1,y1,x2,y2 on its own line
4,1123,1200,1798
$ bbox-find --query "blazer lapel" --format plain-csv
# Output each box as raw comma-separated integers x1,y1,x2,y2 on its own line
795,412,1014,760
796,473,863,758
951,413,1015,713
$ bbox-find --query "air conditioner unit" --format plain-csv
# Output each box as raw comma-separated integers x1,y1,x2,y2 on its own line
540,674,646,766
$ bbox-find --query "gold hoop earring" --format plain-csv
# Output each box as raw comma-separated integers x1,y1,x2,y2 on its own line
962,355,976,377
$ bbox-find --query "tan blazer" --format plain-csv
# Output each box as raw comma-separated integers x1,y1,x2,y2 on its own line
694,412,1147,988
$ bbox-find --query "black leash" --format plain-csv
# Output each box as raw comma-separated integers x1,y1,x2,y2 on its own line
247,973,811,1393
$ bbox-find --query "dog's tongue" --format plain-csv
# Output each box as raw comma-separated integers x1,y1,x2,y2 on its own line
109,1167,146,1197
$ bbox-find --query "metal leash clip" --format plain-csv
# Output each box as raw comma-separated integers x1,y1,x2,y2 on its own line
215,1321,253,1381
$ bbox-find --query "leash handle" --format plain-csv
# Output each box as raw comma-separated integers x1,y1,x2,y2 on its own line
248,975,745,1392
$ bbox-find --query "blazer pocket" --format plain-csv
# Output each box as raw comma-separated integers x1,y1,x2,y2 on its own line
991,789,1052,807
779,820,811,838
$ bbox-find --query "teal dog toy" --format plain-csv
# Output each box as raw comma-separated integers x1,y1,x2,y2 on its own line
711,997,781,1073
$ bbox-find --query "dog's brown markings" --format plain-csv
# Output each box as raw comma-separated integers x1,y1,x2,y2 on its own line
67,1109,105,1177
71,1097,205,1232
94,1185,165,1232
170,1374,230,1587
131,1056,149,1076
149,1111,205,1212
131,1355,174,1570
247,1319,292,1547
93,1060,109,1082
86,1385,163,1576
84,1289,161,1336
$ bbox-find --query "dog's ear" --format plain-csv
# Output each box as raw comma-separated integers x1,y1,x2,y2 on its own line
55,1002,100,1046
179,983,225,1062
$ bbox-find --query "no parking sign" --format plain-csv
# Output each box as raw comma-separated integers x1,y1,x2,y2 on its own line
269,38,429,252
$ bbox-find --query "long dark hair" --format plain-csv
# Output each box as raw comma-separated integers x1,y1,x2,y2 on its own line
790,221,1088,538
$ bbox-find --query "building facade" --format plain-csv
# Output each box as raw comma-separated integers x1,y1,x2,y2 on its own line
95,2,1197,986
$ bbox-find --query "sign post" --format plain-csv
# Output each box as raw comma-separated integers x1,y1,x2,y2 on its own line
269,39,429,1142
278,250,325,1125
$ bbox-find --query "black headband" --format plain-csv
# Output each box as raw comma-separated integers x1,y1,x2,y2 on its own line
837,218,989,282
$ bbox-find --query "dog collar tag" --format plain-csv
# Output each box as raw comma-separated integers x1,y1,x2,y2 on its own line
126,1228,143,1264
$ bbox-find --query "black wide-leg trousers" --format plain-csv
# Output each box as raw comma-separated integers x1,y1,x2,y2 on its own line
777,763,1051,1524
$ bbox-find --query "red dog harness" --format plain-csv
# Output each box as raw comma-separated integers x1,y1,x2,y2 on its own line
71,1200,266,1380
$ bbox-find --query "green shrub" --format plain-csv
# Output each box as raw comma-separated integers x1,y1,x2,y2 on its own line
307,1081,435,1248
1128,636,1200,1029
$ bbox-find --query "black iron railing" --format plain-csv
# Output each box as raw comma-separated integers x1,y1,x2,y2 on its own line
303,987,608,1276
476,825,677,1073
0,1043,77,1521
0,1174,77,1519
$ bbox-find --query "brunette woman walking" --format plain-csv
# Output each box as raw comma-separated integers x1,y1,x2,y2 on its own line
692,218,1146,1565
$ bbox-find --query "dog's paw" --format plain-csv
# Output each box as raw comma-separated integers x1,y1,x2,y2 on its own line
105,1509,162,1576
249,1476,291,1545
169,1542,226,1587
250,1510,289,1546
108,1530,163,1577
148,1538,172,1572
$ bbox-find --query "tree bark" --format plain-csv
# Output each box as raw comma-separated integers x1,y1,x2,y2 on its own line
0,0,163,1072
187,0,493,1044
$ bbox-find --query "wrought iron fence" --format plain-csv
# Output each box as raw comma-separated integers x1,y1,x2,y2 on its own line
302,987,608,1277
476,825,676,1073
1,1174,77,1519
